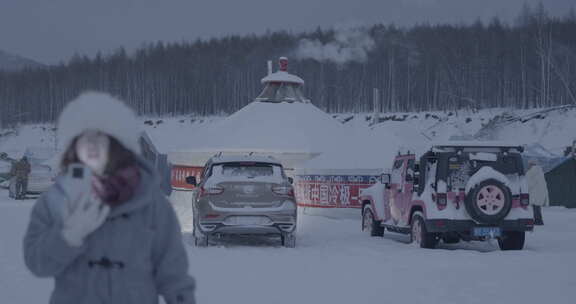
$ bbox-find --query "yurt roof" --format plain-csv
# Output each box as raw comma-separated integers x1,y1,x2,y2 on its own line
176,101,344,155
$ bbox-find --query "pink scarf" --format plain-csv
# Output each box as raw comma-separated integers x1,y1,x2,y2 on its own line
92,165,141,207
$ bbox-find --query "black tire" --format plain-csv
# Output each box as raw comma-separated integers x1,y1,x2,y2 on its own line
498,231,525,251
410,213,438,249
281,232,296,248
362,205,384,237
465,179,512,224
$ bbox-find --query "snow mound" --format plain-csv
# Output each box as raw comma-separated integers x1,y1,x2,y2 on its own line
303,127,397,171
0,117,222,160
477,107,576,155
142,116,223,153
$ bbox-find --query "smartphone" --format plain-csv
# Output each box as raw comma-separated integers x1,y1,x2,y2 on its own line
61,164,94,213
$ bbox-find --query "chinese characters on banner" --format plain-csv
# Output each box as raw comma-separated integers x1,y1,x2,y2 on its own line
294,175,379,208
171,166,204,190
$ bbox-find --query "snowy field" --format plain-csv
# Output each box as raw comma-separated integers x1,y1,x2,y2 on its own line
1,189,575,304
2,105,576,303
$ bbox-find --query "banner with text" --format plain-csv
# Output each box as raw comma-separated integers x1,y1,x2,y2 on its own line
294,174,379,208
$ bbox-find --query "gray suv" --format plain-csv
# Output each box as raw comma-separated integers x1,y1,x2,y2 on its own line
187,155,297,247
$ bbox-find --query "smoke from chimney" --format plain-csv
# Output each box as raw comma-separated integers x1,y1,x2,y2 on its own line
294,25,375,65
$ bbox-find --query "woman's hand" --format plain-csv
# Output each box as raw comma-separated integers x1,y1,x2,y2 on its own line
61,194,110,247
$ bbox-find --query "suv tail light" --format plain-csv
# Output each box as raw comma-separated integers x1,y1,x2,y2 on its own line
272,186,294,197
199,186,224,197
520,193,529,207
436,193,447,207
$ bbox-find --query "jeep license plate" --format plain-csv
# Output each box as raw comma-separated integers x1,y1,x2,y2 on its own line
473,227,501,237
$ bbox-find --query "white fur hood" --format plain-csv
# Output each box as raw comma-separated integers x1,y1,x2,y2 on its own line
57,92,141,155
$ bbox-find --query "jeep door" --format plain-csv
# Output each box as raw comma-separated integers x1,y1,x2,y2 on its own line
400,158,416,225
390,158,406,224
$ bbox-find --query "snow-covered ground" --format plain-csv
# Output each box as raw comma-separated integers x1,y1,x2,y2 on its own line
2,190,574,304
2,105,576,303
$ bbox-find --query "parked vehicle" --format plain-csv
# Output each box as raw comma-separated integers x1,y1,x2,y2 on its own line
187,155,297,247
0,152,16,182
360,142,535,250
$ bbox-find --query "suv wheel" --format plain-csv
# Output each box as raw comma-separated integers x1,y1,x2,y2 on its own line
281,232,296,248
410,212,438,249
498,231,525,251
465,179,512,224
362,205,384,237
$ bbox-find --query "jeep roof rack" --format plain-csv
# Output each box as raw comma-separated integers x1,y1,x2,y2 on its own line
431,141,524,153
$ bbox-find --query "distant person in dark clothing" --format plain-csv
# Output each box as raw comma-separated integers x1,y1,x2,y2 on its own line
11,156,31,199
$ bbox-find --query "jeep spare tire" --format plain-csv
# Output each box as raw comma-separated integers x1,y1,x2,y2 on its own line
465,179,512,224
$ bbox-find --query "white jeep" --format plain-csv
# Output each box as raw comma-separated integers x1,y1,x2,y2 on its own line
360,143,535,250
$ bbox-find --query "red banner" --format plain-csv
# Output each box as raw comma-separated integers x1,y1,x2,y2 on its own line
171,166,204,190
294,175,378,208
171,168,378,209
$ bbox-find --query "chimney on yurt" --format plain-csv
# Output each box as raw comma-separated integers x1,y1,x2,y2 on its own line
256,57,309,103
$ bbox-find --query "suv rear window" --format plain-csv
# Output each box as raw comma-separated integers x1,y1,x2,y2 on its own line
219,162,277,178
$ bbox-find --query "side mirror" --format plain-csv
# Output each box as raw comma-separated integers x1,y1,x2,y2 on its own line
185,176,197,186
288,177,294,184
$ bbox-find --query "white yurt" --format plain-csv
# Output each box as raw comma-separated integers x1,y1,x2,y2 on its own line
168,57,346,171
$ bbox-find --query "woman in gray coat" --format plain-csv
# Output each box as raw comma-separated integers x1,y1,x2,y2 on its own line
23,92,196,304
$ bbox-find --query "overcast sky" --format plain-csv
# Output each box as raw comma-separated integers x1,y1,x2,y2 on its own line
1,0,573,64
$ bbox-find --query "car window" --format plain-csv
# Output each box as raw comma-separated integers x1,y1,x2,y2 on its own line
407,159,415,172
220,163,274,177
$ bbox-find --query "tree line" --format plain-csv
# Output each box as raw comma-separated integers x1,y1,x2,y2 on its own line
1,3,575,127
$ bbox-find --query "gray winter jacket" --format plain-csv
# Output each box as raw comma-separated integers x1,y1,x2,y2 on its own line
23,161,195,304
